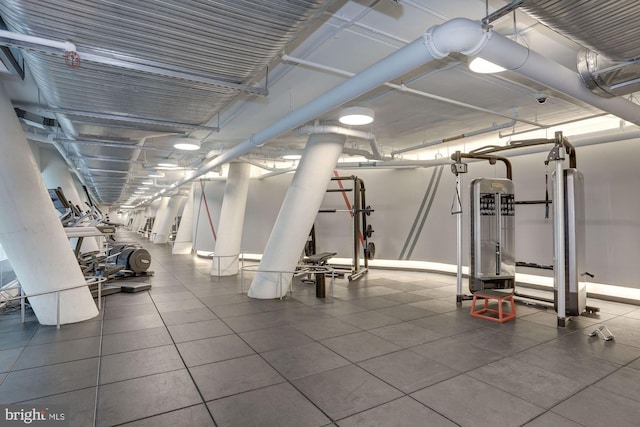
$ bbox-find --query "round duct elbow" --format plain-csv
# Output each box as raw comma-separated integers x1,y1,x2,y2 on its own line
423,18,490,59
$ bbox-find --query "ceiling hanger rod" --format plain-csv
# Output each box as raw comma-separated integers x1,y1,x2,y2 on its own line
281,54,541,127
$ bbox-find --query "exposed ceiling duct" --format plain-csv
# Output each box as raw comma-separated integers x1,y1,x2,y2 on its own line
521,0,640,98
0,0,337,205
577,49,640,98
148,16,640,203
4,1,640,208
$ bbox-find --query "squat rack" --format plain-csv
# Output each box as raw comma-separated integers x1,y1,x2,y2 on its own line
318,175,375,281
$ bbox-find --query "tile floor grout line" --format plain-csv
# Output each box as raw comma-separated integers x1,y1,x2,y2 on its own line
206,287,359,424
93,294,106,427
0,316,39,388
71,232,638,422
340,309,626,423
443,311,634,424
148,286,219,427
534,327,640,420
108,404,207,427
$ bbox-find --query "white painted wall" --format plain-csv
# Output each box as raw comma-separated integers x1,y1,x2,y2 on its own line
193,138,640,290
193,181,224,253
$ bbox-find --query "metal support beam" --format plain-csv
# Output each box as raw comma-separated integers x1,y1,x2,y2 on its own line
57,137,175,152
18,105,219,132
0,35,267,96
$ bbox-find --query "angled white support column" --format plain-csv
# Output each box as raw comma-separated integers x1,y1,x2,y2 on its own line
131,210,144,232
211,162,251,276
150,196,169,240
0,85,98,325
153,195,184,244
249,133,346,298
173,183,196,254
40,147,100,253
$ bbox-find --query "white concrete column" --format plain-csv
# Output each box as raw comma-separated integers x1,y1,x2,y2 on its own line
150,197,169,240
134,209,148,233
248,133,345,298
0,85,98,325
154,195,184,244
40,147,100,253
173,183,196,254
211,162,251,276
130,210,141,231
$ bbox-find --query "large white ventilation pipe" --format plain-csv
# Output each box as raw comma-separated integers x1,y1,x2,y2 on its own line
153,18,640,201
441,20,640,125
249,133,346,299
211,162,251,276
172,183,196,254
166,33,438,192
0,85,98,325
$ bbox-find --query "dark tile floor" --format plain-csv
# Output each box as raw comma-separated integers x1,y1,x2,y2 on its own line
2,231,640,426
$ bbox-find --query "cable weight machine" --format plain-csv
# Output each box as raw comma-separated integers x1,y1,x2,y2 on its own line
451,131,594,327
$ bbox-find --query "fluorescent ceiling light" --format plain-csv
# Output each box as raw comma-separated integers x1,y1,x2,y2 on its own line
148,172,165,178
173,137,201,151
283,154,302,160
468,57,506,74
141,180,153,185
158,162,177,167
137,186,149,190
339,106,374,125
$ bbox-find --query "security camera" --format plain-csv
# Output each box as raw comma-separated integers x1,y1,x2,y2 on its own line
535,93,548,104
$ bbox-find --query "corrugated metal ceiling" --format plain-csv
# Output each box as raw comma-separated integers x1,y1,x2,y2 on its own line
2,0,640,207
0,0,336,204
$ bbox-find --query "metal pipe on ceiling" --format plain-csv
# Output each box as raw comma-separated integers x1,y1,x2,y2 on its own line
498,113,609,138
471,20,640,124
20,105,220,132
159,32,439,194
294,124,384,160
391,119,517,156
0,32,265,96
70,155,144,165
264,126,640,176
281,54,542,127
76,168,132,174
0,29,76,52
56,138,174,152
494,126,640,159
139,17,640,206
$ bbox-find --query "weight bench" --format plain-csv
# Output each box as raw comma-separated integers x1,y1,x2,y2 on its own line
303,252,336,298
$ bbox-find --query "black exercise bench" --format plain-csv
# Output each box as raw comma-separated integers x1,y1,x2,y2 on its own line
303,251,336,298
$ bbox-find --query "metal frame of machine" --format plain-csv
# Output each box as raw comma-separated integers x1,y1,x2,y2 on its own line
469,177,516,292
316,175,375,282
451,132,591,327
